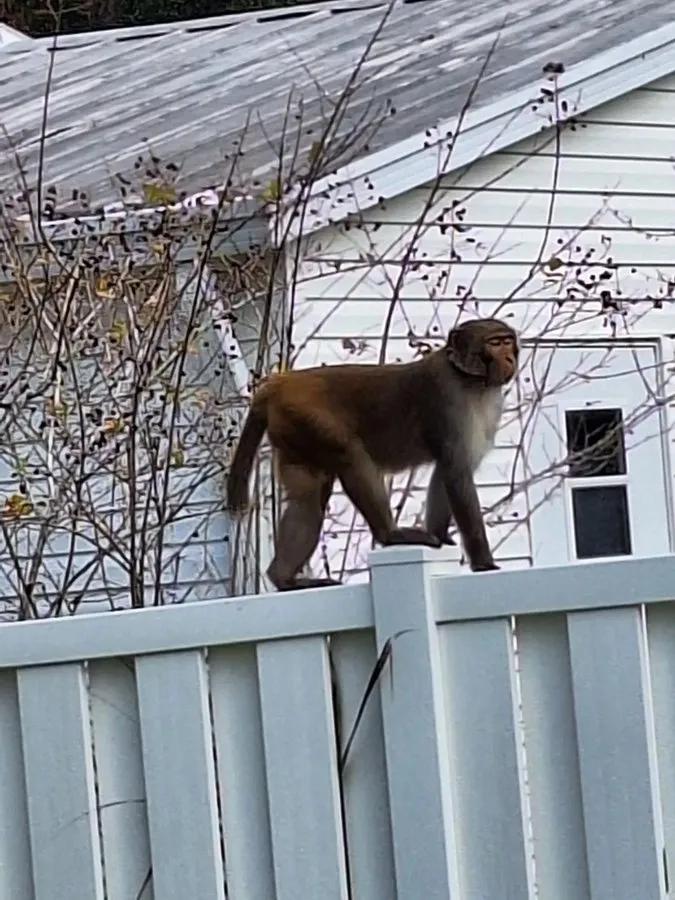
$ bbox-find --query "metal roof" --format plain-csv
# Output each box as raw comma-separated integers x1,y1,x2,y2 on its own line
1,0,675,216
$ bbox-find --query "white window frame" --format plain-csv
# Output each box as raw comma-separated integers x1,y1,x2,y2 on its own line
524,336,674,567
562,405,634,562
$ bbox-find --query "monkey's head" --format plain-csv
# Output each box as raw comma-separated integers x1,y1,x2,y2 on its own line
446,318,518,387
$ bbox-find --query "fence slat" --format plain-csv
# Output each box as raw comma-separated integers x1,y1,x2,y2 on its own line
89,658,153,900
209,645,275,900
646,603,675,894
0,670,33,899
439,617,533,899
369,547,460,900
330,630,396,900
568,607,666,900
516,614,591,900
257,636,348,900
17,663,104,900
135,650,225,900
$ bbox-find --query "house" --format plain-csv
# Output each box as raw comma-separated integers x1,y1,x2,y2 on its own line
3,0,675,605
288,0,675,579
3,13,675,891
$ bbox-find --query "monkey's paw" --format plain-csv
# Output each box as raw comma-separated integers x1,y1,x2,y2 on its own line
385,527,442,548
279,577,343,591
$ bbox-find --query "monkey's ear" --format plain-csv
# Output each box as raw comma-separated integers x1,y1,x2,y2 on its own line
446,327,487,378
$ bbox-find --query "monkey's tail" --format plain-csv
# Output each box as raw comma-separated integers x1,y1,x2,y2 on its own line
226,391,269,513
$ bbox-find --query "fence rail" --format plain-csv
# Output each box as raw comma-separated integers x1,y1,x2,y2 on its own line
1,547,674,899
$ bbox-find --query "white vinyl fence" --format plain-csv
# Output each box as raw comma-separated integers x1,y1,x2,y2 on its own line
1,546,675,900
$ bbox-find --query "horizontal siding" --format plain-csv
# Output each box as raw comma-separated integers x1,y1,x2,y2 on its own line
292,80,675,583
646,74,675,92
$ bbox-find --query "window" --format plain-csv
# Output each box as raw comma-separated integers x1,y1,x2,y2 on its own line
565,409,626,477
565,408,632,560
571,486,632,558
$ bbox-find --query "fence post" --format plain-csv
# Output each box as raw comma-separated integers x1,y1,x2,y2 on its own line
369,545,461,900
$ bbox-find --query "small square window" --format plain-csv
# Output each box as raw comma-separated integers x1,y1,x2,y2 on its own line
566,408,626,477
572,485,632,558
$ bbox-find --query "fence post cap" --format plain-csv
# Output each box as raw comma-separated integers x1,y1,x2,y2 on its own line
368,545,461,568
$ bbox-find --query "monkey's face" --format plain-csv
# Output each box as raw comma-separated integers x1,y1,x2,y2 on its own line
483,331,518,386
447,318,518,386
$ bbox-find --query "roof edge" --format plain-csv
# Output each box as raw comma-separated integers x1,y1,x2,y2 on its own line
0,21,31,46
1,196,269,284
289,20,675,240
17,0,381,49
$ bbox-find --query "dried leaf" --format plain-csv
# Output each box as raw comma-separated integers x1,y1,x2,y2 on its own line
3,493,33,519
260,179,282,203
193,388,210,408
102,417,124,435
45,398,68,419
108,321,128,343
95,275,115,299
143,183,177,205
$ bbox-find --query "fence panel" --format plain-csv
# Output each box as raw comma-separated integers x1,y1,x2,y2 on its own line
135,649,225,900
209,643,275,900
330,629,396,900
0,553,675,899
0,670,33,900
567,606,665,900
516,613,590,900
17,663,104,900
89,657,153,900
439,617,533,900
646,603,675,893
257,635,348,900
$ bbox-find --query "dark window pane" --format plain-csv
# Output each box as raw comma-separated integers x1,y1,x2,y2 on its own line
566,408,626,477
572,485,632,559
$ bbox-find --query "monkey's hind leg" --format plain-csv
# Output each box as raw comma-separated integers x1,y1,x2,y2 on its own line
267,465,341,592
337,447,441,549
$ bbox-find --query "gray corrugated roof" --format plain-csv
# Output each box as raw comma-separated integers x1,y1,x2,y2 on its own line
1,0,674,214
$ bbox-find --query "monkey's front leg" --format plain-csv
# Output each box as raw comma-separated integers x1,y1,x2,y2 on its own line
425,463,457,546
436,451,499,572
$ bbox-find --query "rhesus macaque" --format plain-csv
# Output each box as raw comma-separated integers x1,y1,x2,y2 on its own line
227,317,518,591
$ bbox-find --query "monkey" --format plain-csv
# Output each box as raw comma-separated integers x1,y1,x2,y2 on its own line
227,317,518,591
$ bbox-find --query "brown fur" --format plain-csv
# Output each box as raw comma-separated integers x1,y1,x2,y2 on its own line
227,317,518,590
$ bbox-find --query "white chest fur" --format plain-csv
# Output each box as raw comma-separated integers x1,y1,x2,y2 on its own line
465,387,504,471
